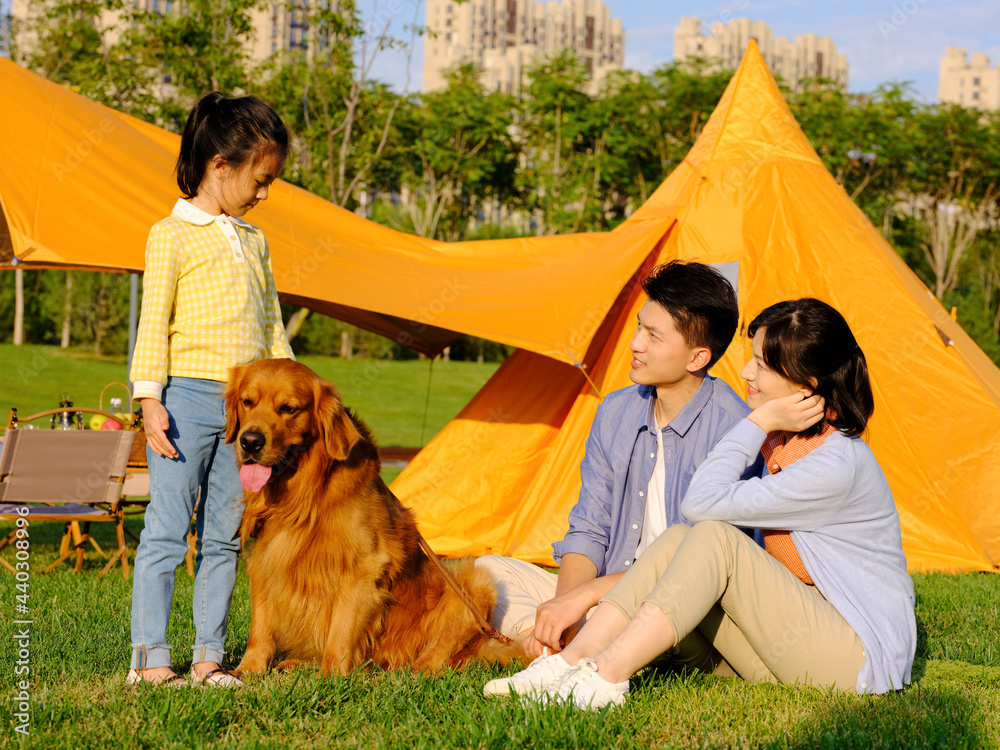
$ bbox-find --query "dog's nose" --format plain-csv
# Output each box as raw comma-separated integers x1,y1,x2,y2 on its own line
240,431,266,454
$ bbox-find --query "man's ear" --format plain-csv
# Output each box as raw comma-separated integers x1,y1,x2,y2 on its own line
687,346,713,373
224,365,246,444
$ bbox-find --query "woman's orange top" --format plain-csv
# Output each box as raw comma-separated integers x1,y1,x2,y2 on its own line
755,419,837,585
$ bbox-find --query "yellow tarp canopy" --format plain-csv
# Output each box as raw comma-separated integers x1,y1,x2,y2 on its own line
391,42,1000,573
1,44,998,572
0,55,668,360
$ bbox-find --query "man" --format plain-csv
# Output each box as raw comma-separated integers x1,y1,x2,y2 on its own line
479,260,759,666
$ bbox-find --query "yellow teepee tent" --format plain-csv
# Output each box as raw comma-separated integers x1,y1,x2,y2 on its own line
1,44,997,572
391,42,1000,574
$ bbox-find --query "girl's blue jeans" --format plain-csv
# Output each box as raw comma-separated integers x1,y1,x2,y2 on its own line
130,377,243,670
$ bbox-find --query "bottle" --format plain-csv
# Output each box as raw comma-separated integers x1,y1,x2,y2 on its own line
58,393,74,430
110,397,126,428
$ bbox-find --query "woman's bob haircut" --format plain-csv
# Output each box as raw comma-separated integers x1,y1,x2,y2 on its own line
748,298,874,437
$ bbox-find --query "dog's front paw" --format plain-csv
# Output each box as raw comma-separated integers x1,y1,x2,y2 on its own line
233,658,267,677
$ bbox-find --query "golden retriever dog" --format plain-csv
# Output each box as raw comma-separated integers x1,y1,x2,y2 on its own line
224,358,523,676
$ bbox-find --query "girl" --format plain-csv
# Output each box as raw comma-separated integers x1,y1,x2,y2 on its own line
127,92,293,687
487,298,916,708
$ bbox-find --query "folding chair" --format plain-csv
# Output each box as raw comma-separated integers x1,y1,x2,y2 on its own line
0,428,135,579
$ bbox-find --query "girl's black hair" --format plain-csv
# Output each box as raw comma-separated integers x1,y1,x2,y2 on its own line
748,298,874,437
175,92,289,199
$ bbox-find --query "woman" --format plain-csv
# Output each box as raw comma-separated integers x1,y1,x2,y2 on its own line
485,298,916,709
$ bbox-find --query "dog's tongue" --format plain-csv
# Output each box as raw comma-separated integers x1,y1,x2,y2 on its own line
239,463,272,492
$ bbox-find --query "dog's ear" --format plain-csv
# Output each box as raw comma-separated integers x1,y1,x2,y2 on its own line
224,364,246,445
314,379,363,462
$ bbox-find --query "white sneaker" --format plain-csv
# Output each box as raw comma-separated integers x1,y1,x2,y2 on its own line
483,651,573,697
189,667,245,688
544,658,629,710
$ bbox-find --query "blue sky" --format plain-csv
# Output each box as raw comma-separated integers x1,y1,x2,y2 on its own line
360,0,1000,102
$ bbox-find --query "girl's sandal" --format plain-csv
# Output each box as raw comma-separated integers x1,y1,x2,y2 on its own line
191,667,245,688
125,668,188,688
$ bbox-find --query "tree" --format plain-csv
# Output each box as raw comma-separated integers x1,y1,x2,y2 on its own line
396,63,517,241
651,57,733,161
791,81,917,236
916,186,997,299
261,0,426,345
587,59,733,228
13,1,129,107
979,238,1000,338
518,50,596,235
906,105,998,300
585,71,665,225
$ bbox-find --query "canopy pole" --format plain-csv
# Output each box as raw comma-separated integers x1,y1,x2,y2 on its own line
127,273,138,391
419,356,435,446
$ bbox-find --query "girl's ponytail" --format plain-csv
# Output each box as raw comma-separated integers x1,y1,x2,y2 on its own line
176,92,225,198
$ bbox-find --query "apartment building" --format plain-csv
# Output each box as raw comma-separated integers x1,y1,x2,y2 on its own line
247,2,338,62
939,47,1000,110
422,0,625,95
674,16,848,91
9,0,328,65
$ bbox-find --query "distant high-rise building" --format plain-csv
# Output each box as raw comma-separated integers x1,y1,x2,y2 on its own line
9,0,332,69
673,16,848,91
422,0,625,95
939,47,1000,110
247,2,338,63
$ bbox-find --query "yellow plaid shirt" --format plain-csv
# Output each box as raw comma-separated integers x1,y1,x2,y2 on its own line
130,199,294,400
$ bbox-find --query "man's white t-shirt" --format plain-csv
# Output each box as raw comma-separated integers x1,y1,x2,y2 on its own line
634,425,668,560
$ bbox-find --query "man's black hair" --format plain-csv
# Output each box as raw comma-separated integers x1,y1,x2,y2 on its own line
641,261,739,370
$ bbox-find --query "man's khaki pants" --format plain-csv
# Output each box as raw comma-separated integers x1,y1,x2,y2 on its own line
477,554,563,638
603,521,865,691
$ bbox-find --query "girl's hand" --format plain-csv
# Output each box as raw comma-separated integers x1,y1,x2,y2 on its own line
750,390,826,434
140,398,178,459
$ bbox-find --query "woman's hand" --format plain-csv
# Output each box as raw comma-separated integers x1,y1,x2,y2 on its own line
750,390,826,434
140,398,178,458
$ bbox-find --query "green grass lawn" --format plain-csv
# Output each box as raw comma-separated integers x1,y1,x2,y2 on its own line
0,344,499,448
0,344,498,487
0,518,997,750
2,346,999,748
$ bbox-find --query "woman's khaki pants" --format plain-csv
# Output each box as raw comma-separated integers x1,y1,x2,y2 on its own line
603,521,864,691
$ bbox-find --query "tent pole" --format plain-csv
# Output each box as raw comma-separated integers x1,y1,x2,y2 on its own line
419,356,435,446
